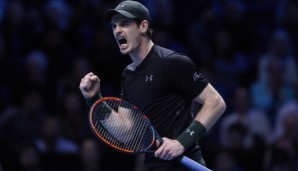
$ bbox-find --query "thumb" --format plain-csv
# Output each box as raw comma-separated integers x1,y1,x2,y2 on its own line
155,139,162,147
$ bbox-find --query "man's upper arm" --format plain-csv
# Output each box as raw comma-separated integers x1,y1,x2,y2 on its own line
194,83,220,104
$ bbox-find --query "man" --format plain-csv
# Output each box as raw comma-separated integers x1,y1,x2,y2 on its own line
79,1,226,171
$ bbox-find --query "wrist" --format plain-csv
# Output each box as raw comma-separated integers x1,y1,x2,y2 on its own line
176,120,206,150
86,93,102,107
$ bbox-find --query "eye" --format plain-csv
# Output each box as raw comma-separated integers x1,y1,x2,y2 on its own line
111,24,116,30
121,22,128,27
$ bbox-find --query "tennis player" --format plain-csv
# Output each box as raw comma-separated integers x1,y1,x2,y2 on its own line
79,1,226,170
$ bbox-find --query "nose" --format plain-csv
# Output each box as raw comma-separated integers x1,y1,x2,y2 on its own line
114,25,122,36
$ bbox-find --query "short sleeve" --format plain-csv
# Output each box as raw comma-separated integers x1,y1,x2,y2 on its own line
165,54,208,101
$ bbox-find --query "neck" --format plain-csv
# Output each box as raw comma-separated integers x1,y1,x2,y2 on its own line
129,39,154,66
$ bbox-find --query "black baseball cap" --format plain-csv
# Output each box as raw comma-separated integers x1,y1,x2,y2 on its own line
103,1,151,23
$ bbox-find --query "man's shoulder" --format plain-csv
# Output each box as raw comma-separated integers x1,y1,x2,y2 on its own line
150,45,195,69
153,45,177,58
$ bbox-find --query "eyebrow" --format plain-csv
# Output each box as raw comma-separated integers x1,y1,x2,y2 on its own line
112,18,131,25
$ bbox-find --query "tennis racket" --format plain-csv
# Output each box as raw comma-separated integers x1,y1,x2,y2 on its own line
89,97,212,171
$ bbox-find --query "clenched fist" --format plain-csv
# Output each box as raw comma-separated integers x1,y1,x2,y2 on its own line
79,72,101,98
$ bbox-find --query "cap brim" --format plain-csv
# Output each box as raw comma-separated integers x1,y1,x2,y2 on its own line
103,9,137,22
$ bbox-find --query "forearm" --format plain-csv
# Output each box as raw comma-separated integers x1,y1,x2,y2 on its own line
194,94,226,130
176,83,226,150
85,93,102,108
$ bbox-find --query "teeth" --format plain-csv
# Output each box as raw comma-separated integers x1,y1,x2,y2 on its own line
117,36,125,40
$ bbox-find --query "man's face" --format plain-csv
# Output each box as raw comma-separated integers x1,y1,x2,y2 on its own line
111,13,142,55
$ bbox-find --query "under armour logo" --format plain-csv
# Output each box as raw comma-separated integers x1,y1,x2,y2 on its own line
193,72,203,82
145,75,153,82
186,129,195,136
117,3,125,8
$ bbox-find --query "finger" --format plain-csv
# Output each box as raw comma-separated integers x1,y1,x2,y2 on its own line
82,72,94,81
159,148,169,160
86,72,94,77
155,137,166,157
80,79,92,90
154,144,164,158
80,83,90,91
80,78,91,86
163,152,173,161
87,81,92,89
90,75,100,82
155,140,161,147
81,76,90,83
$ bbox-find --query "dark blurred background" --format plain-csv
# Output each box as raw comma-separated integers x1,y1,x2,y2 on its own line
0,0,298,171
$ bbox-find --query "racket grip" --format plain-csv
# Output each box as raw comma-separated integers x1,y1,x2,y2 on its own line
179,156,212,171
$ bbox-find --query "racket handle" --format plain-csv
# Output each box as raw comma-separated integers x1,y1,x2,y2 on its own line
179,156,212,171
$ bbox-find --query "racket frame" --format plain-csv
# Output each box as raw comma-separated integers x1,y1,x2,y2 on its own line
89,97,157,154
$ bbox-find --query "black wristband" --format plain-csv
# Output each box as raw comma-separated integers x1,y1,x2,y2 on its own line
85,93,102,108
176,120,206,150
86,93,111,120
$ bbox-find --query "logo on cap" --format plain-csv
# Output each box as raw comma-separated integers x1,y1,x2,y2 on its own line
117,3,125,9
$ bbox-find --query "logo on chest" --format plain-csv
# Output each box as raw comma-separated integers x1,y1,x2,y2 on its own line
145,75,153,82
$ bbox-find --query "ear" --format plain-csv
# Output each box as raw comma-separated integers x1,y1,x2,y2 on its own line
139,20,149,34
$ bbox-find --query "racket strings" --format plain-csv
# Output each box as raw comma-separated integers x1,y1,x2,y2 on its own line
91,99,155,152
117,101,153,151
129,111,149,150
107,101,133,143
94,101,129,145
133,113,153,150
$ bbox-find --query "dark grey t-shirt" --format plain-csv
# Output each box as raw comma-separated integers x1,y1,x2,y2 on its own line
121,45,208,167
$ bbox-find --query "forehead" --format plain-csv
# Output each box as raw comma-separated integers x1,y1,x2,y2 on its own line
111,13,134,24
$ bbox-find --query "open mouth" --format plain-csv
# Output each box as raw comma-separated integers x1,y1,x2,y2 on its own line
117,37,127,46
